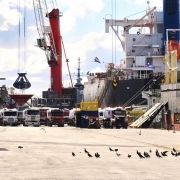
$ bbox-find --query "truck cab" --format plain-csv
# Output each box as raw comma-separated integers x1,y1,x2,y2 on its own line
23,108,40,127
47,108,64,127
0,108,18,126
111,108,128,129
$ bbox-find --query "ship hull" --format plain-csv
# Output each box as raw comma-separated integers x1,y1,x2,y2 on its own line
84,78,153,108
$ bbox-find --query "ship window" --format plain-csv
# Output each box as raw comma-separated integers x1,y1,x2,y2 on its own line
146,58,153,65
157,24,162,33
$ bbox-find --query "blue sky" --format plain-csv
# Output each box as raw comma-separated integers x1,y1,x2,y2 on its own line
0,0,162,97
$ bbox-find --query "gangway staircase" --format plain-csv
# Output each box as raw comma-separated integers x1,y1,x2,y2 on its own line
98,79,111,107
130,102,168,128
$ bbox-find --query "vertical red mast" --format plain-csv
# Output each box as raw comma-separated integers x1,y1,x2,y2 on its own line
48,9,62,97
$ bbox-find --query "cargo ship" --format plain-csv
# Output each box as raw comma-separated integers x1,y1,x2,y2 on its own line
83,1,180,108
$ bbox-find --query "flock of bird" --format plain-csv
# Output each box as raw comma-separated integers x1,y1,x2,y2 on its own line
72,147,180,159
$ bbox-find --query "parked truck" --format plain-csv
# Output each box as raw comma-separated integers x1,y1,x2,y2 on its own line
111,107,128,129
0,108,18,126
46,108,64,127
63,108,70,125
39,107,50,125
23,107,40,127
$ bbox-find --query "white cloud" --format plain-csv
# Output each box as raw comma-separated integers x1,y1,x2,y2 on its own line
27,26,37,32
0,0,34,31
60,0,104,33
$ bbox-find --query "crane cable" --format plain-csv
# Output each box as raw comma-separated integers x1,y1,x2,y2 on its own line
24,0,27,73
17,0,20,73
17,0,27,73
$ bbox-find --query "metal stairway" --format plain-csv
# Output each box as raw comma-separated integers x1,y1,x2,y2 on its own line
130,102,167,128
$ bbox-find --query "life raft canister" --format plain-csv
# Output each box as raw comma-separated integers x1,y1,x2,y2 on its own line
112,80,118,88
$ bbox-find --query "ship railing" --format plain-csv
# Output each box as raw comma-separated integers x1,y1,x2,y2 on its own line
118,74,150,80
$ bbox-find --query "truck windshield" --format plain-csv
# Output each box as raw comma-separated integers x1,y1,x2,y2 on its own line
4,112,17,116
27,110,40,115
51,111,63,116
99,112,103,116
114,110,126,115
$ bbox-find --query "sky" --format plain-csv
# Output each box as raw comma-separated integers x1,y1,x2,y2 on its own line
0,0,163,97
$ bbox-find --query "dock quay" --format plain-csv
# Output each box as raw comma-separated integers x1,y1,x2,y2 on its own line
0,126,180,180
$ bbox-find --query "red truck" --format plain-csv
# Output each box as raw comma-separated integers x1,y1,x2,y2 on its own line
63,108,70,125
46,108,64,127
39,107,50,126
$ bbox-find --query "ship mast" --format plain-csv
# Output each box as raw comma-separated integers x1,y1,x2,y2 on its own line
74,58,84,103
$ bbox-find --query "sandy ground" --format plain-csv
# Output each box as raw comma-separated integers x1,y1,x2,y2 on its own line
0,125,180,180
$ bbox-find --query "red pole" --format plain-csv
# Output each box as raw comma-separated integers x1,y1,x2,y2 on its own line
48,9,62,97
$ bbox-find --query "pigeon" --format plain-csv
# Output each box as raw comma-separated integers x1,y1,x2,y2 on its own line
173,147,177,153
114,149,118,152
95,153,100,158
84,148,89,154
156,149,162,158
171,151,176,156
137,150,144,158
109,147,114,151
72,152,75,157
116,152,122,157
18,146,23,149
139,130,141,135
144,152,150,158
161,152,167,157
149,149,152,153
88,153,93,158
128,154,131,158
40,128,46,133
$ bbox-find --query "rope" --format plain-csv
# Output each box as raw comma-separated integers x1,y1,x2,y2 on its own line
122,75,163,108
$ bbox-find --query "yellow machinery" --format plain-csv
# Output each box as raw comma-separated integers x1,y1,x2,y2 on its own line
165,50,178,84
80,96,99,111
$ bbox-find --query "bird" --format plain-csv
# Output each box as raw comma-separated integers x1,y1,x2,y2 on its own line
137,150,144,158
144,152,150,158
94,57,100,63
155,149,162,158
161,152,168,157
171,151,176,156
139,130,141,135
72,152,75,157
114,149,118,152
18,146,23,149
109,147,114,151
88,153,93,158
95,152,100,158
40,128,46,133
173,147,177,153
116,152,122,157
84,148,89,154
167,61,179,71
128,154,131,158
149,149,152,153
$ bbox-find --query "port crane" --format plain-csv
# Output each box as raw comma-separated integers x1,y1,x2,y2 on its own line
33,0,76,108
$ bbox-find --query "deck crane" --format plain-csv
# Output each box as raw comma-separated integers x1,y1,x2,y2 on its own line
33,0,76,109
